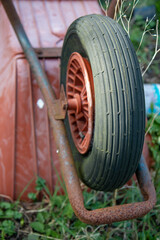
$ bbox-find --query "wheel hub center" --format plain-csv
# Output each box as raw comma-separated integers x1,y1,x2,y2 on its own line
66,52,94,154
68,93,82,114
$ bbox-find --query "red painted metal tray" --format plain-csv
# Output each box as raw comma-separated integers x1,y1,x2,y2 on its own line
0,0,102,200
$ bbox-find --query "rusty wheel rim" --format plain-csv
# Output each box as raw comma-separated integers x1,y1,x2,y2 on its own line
66,52,94,154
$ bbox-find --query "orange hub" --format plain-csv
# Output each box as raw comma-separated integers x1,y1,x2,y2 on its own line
66,52,94,154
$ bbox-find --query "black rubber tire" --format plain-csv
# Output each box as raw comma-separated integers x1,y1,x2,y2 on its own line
61,14,145,191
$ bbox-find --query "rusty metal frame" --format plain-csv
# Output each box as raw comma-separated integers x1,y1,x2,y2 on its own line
52,85,68,120
1,0,156,225
107,0,121,19
35,47,62,58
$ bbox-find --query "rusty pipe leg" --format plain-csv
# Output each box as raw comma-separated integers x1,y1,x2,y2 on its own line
136,155,156,204
60,153,156,225
1,0,156,225
107,0,121,19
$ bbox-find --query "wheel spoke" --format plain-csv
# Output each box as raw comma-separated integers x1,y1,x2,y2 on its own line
71,118,76,124
69,66,76,74
74,132,81,139
79,138,83,144
72,125,79,132
74,86,82,92
83,110,89,119
82,95,87,101
68,82,75,89
81,86,86,96
67,82,82,92
68,73,75,81
76,112,84,120
82,122,88,131
76,72,84,83
71,60,79,70
83,106,88,112
82,101,88,106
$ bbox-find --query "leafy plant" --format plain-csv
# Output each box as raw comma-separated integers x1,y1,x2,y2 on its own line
0,220,16,239
0,201,23,239
28,177,52,201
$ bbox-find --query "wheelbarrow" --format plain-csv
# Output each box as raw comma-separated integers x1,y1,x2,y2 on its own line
0,0,156,225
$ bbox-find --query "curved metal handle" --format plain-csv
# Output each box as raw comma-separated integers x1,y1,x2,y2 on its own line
2,0,156,225
61,150,156,225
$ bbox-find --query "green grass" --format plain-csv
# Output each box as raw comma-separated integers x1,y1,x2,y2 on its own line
0,166,160,240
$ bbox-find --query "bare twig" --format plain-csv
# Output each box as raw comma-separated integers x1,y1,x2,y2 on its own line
120,184,137,190
142,20,160,76
137,15,156,52
127,0,140,36
18,230,59,240
112,189,118,206
98,0,109,15
25,204,51,214
117,0,128,33
116,0,140,36
0,194,13,202
113,0,121,20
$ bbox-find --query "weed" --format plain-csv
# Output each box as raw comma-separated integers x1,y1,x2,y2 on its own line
0,174,160,239
0,201,23,239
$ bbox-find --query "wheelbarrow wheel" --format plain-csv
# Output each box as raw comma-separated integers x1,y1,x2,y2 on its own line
61,15,145,191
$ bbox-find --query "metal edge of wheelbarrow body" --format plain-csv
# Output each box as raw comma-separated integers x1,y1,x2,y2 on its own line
1,0,156,225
